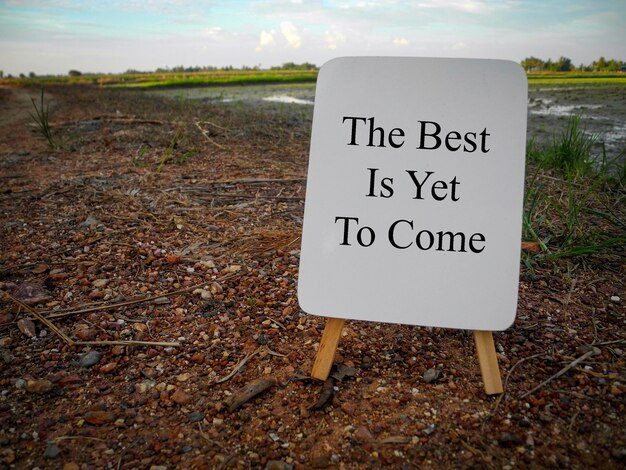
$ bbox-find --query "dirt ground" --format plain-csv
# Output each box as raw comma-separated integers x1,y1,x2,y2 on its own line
0,85,624,469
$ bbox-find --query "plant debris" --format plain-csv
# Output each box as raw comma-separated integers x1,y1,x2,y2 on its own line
0,84,623,468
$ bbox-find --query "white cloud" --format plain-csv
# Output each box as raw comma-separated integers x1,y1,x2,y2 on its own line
325,28,345,50
203,27,223,39
280,21,302,48
393,37,409,46
255,30,276,51
417,1,490,13
451,41,467,49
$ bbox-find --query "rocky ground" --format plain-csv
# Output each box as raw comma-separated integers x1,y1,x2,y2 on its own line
0,85,624,469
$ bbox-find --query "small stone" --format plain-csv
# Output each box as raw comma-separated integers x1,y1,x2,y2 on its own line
188,411,205,423
191,353,204,364
152,297,170,305
177,373,192,382
423,424,436,436
32,263,49,274
44,442,61,459
210,282,223,294
265,461,293,470
0,448,15,464
17,318,37,338
498,432,522,447
519,417,531,428
88,289,105,300
26,379,54,394
354,425,374,442
1,350,13,364
340,401,357,416
63,463,80,470
92,279,108,288
79,350,102,368
78,216,100,229
135,381,156,394
423,368,441,384
610,295,621,303
57,374,82,387
15,378,26,389
171,388,192,405
74,327,98,341
13,282,51,306
99,362,117,374
0,313,14,326
84,410,115,425
0,336,12,347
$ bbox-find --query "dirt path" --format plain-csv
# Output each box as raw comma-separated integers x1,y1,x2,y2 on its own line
0,84,624,469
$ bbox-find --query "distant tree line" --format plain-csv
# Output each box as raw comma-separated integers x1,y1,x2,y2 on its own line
126,62,318,74
521,56,625,72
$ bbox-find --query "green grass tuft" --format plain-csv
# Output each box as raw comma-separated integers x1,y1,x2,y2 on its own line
29,88,55,148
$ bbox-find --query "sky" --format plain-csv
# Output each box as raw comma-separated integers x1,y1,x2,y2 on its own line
0,0,624,76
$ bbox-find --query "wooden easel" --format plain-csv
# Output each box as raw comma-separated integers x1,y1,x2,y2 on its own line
311,318,503,395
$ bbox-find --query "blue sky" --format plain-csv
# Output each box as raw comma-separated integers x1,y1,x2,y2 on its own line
1,0,624,75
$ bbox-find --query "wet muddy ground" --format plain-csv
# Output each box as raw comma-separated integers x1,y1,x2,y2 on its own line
154,83,626,162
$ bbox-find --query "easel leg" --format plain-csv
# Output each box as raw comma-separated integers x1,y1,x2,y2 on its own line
311,318,346,380
473,330,503,395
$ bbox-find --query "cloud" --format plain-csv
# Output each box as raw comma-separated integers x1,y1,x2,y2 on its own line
325,28,345,50
203,27,223,39
280,21,301,48
416,1,492,13
451,41,467,49
255,29,276,51
393,37,409,46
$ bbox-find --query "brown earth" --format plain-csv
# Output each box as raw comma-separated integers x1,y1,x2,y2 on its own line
0,85,624,469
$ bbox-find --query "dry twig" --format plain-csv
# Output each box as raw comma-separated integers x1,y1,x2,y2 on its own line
519,349,595,399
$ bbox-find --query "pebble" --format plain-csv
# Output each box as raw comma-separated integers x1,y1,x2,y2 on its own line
13,282,52,306
99,363,117,374
354,425,374,442
610,295,621,303
498,432,522,447
423,368,441,384
26,379,54,394
44,442,61,459
74,327,98,341
423,424,436,436
171,388,192,405
188,412,205,423
62,463,80,470
15,378,26,389
79,351,102,368
135,381,156,394
17,318,37,338
88,290,105,300
265,461,293,470
84,410,115,425
177,373,192,382
92,279,108,288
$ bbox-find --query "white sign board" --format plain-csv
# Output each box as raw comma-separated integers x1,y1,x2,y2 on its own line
298,57,527,331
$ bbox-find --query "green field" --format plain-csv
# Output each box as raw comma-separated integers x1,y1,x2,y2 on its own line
0,69,319,88
3,69,625,89
526,72,626,85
